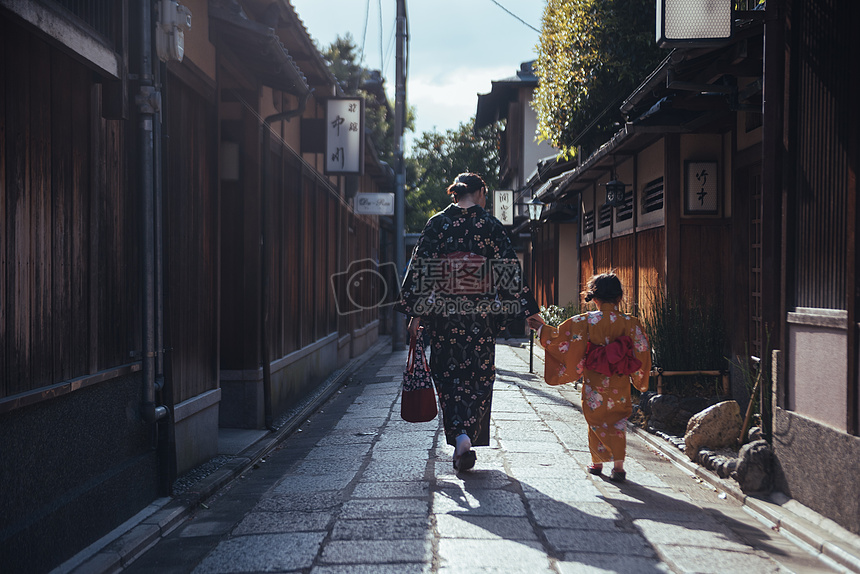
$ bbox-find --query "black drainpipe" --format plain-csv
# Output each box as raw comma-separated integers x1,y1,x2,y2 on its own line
137,0,168,426
260,90,312,429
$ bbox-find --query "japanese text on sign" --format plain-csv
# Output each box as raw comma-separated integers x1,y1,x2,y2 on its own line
494,190,514,225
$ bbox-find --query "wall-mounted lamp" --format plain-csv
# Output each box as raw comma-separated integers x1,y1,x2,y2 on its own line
527,196,545,222
656,0,732,48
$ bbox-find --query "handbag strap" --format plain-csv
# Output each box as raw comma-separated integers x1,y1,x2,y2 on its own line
406,329,429,374
406,332,417,373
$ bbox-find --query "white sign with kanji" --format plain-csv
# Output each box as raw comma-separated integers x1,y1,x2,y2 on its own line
494,190,514,225
325,98,364,174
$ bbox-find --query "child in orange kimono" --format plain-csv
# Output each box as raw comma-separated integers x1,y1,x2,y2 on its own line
538,273,651,482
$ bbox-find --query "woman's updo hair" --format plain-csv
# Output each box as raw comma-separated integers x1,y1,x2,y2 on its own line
446,172,486,201
584,272,624,303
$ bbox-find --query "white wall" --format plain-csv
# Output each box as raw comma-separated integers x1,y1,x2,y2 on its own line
558,224,580,306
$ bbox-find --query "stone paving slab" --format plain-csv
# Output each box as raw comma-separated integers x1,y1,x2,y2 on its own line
436,539,552,572
312,564,430,574
270,471,357,494
529,499,622,530
191,532,326,573
434,514,540,540
339,498,430,519
111,340,847,574
556,553,671,574
330,516,432,540
319,539,433,564
232,510,332,535
352,480,430,498
434,488,529,517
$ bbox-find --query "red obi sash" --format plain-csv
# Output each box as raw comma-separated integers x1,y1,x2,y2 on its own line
584,335,642,376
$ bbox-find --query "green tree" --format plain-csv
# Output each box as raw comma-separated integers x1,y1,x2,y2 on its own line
322,34,367,92
532,0,663,157
404,118,501,232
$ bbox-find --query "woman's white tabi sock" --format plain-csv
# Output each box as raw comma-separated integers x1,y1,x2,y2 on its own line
454,433,472,458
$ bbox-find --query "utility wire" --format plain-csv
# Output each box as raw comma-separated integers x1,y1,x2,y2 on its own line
383,24,396,76
360,0,370,62
378,0,384,71
488,0,540,34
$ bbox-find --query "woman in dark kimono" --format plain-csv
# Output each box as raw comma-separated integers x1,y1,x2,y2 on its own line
397,173,542,471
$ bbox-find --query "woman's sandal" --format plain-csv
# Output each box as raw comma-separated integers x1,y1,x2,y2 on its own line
587,464,603,475
454,450,477,472
609,469,626,483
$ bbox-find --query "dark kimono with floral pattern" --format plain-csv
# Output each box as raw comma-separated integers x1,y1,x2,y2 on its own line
396,204,539,447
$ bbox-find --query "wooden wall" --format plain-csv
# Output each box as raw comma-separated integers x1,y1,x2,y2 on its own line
163,70,219,404
534,223,559,308
0,21,138,400
637,227,666,317
679,221,730,307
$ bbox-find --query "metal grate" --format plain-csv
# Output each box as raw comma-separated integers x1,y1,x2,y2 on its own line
616,191,634,222
597,203,612,229
791,0,848,310
642,177,664,214
51,0,116,46
582,210,595,235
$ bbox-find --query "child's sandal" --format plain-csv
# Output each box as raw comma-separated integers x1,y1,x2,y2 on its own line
609,469,626,483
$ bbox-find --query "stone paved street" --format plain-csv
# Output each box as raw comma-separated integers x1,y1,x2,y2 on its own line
122,341,837,573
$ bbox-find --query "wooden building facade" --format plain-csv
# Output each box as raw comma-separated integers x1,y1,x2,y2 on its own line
530,0,860,535
0,1,392,570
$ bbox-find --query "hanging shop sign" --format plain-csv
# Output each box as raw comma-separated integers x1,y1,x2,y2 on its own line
494,190,514,225
325,98,364,175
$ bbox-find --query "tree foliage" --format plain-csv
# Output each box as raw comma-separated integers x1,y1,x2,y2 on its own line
321,34,367,93
404,119,501,232
533,0,663,157
321,34,414,164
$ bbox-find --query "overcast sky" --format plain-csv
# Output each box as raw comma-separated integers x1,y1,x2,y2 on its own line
289,0,546,148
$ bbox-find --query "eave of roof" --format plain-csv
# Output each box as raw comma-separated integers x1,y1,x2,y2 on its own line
475,61,538,129
209,5,311,96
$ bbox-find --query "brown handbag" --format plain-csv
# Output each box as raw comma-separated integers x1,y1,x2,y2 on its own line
401,330,438,422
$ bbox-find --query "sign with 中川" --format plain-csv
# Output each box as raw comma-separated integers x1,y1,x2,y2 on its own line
494,190,514,225
325,98,364,174
355,192,394,215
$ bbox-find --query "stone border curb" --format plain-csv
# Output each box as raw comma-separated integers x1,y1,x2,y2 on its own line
55,337,394,574
628,422,860,573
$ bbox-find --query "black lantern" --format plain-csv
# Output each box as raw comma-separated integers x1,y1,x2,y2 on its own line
602,179,628,209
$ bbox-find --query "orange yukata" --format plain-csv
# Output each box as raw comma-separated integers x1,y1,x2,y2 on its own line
539,303,652,464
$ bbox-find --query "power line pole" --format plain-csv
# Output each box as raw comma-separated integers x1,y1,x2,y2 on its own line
392,0,407,349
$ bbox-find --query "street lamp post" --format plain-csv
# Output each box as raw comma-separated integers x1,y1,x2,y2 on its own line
527,196,544,374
